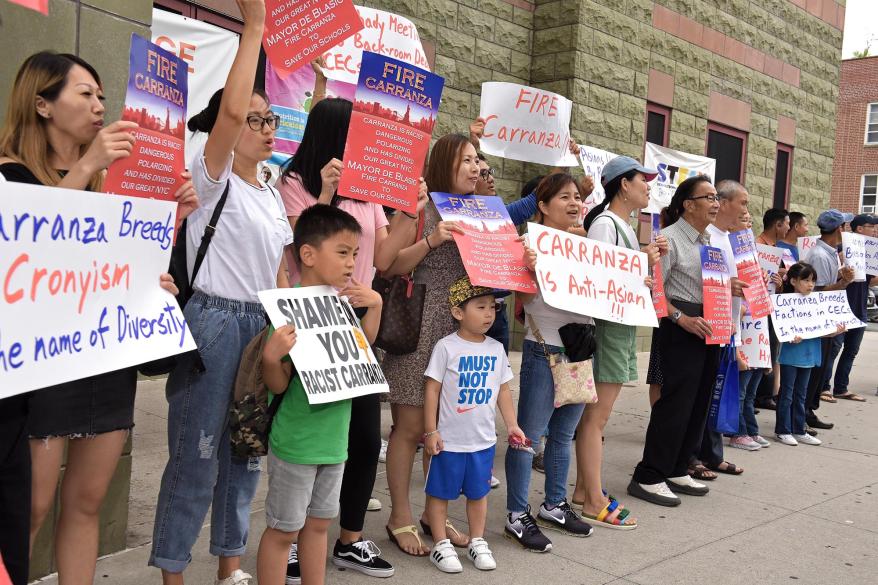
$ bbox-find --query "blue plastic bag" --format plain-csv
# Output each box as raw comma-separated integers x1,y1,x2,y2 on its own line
708,339,740,435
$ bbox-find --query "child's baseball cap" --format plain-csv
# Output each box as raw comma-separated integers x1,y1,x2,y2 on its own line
448,276,510,308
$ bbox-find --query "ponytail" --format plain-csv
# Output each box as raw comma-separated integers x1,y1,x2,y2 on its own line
188,87,269,134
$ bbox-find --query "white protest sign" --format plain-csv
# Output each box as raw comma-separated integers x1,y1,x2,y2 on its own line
643,142,715,213
578,144,618,215
527,222,658,327
755,243,783,274
0,183,195,398
781,247,796,267
258,286,388,404
321,6,430,84
770,291,865,342
151,9,239,155
740,312,771,369
841,232,867,282
865,235,878,274
797,236,819,261
479,82,579,167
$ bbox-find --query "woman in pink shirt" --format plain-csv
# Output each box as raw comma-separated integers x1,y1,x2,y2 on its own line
275,96,426,580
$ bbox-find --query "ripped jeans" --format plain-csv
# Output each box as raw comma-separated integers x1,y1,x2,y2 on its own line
149,293,265,573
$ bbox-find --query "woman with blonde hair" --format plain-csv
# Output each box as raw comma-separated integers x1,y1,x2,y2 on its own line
0,50,195,585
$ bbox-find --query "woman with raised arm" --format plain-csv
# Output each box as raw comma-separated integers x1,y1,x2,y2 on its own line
149,2,293,584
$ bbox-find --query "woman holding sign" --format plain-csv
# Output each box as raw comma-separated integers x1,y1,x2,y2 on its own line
571,156,663,529
628,175,721,508
277,94,428,578
150,2,293,584
0,51,195,585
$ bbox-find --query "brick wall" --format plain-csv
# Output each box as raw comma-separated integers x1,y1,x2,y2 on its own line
829,56,878,214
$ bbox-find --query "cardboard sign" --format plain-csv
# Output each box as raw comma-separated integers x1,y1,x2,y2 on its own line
841,232,867,282
756,243,783,274
865,235,878,274
262,0,363,75
643,142,715,213
701,246,733,345
337,52,443,213
650,214,668,318
578,144,618,215
770,291,865,342
740,311,771,369
781,247,797,267
0,183,195,398
431,193,536,294
527,222,657,327
264,6,429,161
258,286,388,404
729,230,771,319
151,9,239,156
797,236,819,261
104,35,188,204
9,0,47,14
479,82,579,167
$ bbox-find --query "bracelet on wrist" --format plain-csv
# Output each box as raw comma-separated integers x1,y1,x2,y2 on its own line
423,430,439,440
403,211,418,220
425,235,434,250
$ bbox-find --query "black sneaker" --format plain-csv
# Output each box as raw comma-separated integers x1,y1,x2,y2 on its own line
537,500,594,537
806,414,834,429
286,543,300,585
504,505,552,552
332,539,394,578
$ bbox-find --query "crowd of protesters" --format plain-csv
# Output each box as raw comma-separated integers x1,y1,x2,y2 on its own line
0,2,876,584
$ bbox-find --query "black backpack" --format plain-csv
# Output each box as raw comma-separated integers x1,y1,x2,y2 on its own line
139,182,230,376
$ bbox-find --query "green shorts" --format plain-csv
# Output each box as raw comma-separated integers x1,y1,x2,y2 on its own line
592,319,638,384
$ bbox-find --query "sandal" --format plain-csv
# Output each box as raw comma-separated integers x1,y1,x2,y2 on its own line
420,518,470,548
835,392,866,402
688,464,717,481
706,461,743,475
820,392,838,403
385,525,428,557
581,499,637,530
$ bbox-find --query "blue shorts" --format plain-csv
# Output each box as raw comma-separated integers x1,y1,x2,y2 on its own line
425,445,495,501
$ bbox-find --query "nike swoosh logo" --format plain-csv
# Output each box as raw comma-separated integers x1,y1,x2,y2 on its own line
456,405,477,413
508,525,523,538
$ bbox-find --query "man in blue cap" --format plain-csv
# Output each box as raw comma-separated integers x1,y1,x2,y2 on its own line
819,213,878,403
802,209,856,430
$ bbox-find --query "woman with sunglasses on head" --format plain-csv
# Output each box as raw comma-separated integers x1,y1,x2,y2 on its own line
627,175,721,508
149,2,293,584
0,50,195,585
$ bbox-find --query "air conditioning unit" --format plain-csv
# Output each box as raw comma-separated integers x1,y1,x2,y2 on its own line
863,205,875,213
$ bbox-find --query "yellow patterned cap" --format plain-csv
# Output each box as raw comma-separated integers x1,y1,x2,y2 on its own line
448,276,508,307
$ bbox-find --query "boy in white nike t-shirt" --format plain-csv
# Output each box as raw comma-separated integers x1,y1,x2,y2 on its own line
423,276,526,574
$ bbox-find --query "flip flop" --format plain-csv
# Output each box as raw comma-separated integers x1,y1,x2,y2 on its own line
707,461,743,475
835,393,866,402
581,499,638,530
420,518,470,548
385,525,428,557
820,392,838,403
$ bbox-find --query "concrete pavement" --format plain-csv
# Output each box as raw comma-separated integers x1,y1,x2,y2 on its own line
35,329,878,585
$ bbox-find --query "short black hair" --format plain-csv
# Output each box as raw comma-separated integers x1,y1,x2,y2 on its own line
762,208,789,230
789,211,806,229
293,204,361,265
477,152,487,162
521,174,544,199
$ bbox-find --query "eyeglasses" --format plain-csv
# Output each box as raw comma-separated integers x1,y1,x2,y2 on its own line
247,114,281,131
688,195,719,203
479,168,494,179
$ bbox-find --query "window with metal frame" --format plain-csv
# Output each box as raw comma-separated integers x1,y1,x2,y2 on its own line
706,122,748,184
862,174,877,213
773,143,793,209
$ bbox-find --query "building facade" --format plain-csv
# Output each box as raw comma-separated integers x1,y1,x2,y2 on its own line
829,56,878,215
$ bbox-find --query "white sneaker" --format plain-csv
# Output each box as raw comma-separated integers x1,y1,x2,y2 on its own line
216,570,252,585
776,434,798,446
378,439,388,463
729,436,761,451
793,433,822,446
430,539,462,573
490,475,501,489
367,497,382,511
467,537,496,570
753,435,770,447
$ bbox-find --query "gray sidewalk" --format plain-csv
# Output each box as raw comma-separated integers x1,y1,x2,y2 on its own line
38,329,878,585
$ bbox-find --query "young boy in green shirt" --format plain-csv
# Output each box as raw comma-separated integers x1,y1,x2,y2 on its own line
256,204,383,585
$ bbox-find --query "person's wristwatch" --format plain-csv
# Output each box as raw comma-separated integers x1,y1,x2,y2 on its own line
670,310,682,323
